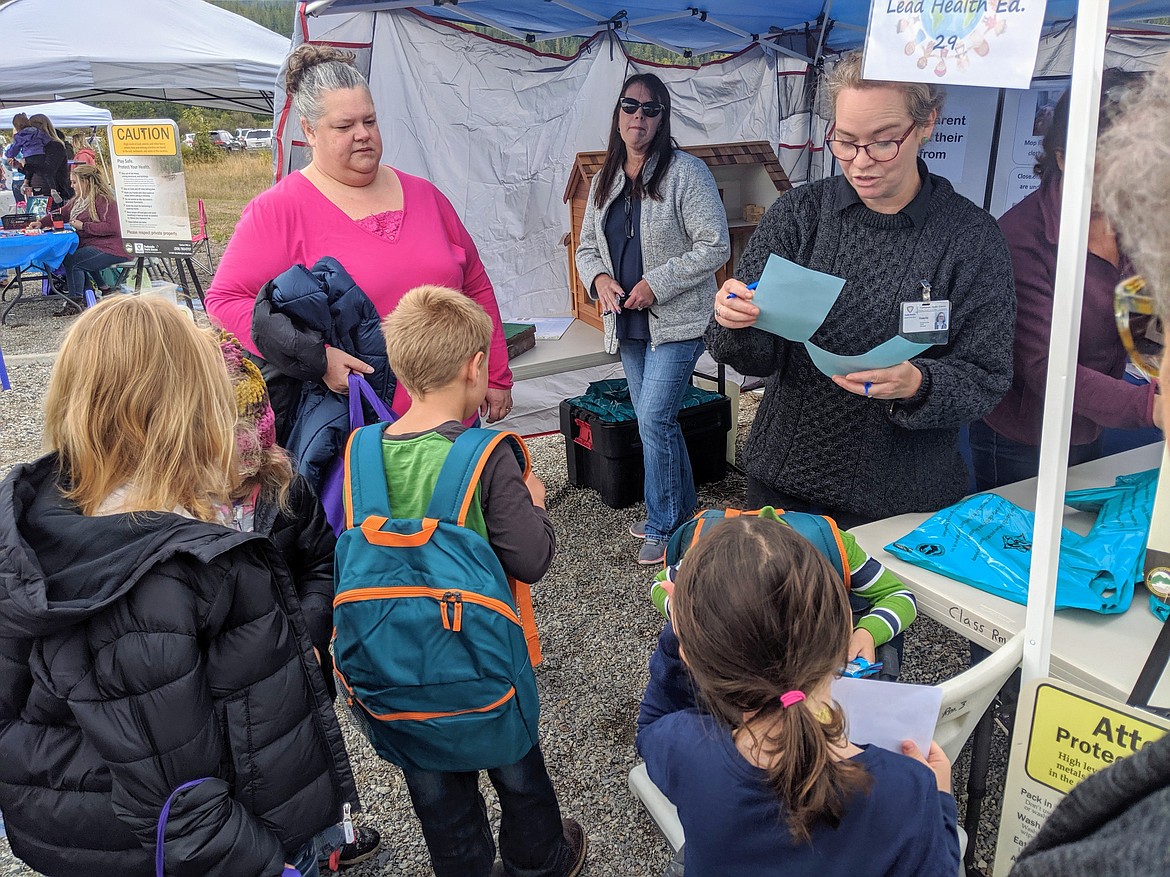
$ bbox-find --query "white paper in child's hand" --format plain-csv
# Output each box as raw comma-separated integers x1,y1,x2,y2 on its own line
830,676,942,756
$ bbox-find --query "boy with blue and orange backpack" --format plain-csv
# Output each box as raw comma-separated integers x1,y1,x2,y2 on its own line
331,285,586,877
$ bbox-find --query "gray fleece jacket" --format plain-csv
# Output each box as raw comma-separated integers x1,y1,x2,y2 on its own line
576,150,729,347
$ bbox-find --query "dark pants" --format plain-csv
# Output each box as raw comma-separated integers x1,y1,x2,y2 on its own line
746,476,875,531
62,247,124,297
968,419,1103,492
401,744,569,877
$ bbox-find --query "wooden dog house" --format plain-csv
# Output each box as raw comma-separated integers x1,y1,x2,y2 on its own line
563,141,792,330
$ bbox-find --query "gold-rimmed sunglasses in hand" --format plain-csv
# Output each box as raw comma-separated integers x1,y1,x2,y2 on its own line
1114,274,1163,381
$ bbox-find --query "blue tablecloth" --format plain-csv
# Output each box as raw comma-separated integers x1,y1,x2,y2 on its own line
0,230,78,271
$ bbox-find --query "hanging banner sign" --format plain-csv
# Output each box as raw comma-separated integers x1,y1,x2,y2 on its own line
862,1,1049,89
107,120,194,258
991,679,1169,876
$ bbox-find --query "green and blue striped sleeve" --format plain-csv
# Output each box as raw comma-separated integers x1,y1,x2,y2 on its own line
841,529,917,646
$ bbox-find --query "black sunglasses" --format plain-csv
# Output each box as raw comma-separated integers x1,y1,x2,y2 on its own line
619,97,664,118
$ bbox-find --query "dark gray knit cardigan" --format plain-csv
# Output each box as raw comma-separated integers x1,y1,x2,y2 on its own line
706,171,1015,520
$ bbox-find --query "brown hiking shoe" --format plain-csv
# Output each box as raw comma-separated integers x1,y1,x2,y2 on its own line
561,818,588,877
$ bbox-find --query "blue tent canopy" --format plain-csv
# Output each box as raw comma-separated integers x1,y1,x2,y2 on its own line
306,0,1170,57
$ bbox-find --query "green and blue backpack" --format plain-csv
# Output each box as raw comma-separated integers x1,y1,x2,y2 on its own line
331,424,541,772
665,506,851,587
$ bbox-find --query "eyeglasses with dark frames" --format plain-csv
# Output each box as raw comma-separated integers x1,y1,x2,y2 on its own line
826,121,918,163
619,97,664,119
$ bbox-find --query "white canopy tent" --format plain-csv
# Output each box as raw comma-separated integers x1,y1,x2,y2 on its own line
0,101,111,129
0,0,290,114
291,1,1170,685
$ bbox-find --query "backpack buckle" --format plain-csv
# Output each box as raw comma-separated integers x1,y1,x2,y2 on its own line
441,590,464,632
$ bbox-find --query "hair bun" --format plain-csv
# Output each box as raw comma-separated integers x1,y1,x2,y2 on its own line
285,44,357,96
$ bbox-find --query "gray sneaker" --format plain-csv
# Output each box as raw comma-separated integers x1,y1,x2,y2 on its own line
629,520,647,539
637,537,667,565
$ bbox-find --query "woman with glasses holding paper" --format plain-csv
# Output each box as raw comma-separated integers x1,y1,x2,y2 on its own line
575,73,729,565
709,51,1015,528
971,71,1159,491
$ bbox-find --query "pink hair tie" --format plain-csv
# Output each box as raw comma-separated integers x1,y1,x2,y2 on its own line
779,690,805,709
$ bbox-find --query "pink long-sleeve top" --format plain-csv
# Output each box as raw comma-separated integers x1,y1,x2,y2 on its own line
206,168,512,412
983,174,1156,447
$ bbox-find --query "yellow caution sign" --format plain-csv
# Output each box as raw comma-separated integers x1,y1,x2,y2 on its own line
1025,683,1167,794
110,123,177,156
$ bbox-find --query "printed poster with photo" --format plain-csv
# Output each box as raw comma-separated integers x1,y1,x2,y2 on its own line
862,1,1048,89
106,120,194,258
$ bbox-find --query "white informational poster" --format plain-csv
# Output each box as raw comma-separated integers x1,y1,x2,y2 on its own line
862,1,1048,89
987,78,1068,217
106,119,193,258
992,679,1169,876
921,84,1000,207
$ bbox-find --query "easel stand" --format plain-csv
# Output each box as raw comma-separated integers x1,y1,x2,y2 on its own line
125,256,206,311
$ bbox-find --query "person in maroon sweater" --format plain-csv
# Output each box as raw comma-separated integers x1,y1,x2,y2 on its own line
48,164,126,298
972,70,1160,490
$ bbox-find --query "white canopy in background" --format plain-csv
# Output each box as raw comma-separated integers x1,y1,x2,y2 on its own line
0,101,111,129
0,0,290,113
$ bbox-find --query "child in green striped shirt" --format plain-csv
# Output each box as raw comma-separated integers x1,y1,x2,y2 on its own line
651,506,916,678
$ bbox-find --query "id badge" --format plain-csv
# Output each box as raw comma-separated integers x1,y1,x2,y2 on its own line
901,300,950,344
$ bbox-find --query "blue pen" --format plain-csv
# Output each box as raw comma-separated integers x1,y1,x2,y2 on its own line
727,281,758,301
864,382,872,396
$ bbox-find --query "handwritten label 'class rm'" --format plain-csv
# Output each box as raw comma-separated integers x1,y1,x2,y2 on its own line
948,606,1008,644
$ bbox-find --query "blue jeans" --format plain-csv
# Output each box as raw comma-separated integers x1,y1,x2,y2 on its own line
968,420,1103,492
62,247,123,297
287,823,346,877
621,337,704,541
401,744,569,877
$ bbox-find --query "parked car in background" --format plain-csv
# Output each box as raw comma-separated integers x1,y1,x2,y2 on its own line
209,130,241,152
183,132,196,147
235,128,252,143
245,128,273,150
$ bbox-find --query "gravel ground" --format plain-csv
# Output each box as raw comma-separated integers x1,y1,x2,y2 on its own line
0,310,1011,877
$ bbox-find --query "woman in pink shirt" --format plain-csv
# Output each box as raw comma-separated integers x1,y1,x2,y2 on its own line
207,45,514,422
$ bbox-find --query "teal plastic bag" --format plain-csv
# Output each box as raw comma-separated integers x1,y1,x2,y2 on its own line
566,379,723,423
885,469,1158,614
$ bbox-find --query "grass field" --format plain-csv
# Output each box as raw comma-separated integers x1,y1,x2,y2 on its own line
184,149,275,245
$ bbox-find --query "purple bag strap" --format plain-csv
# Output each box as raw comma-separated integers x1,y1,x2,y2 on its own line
155,777,211,877
347,372,395,429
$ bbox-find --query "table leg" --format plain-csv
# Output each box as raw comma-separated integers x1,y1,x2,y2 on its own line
0,269,26,325
963,704,994,877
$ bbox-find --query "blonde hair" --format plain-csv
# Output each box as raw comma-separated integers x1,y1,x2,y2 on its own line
1098,62,1170,318
28,114,62,143
70,164,115,223
824,51,945,127
44,296,238,520
382,285,492,397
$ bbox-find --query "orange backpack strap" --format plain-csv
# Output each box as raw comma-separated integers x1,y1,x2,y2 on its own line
509,577,543,667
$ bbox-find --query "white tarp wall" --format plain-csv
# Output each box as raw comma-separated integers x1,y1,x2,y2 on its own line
281,9,802,321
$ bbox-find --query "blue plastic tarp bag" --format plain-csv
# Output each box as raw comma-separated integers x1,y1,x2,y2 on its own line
885,469,1158,614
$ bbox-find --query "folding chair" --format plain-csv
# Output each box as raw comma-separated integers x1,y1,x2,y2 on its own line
190,198,215,275
628,634,1025,877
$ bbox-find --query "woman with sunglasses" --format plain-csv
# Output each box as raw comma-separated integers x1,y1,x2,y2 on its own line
971,70,1159,491
710,50,1015,535
576,73,729,565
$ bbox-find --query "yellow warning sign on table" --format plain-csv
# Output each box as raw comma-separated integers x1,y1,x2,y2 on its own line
1025,684,1166,794
993,679,1170,876
110,123,177,156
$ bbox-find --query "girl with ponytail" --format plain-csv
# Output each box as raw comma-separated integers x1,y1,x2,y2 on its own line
636,516,959,877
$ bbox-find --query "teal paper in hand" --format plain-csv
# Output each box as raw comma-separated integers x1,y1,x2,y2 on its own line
806,336,931,377
750,253,846,343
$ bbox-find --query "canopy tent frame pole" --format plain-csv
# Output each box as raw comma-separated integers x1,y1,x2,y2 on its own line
1021,0,1110,685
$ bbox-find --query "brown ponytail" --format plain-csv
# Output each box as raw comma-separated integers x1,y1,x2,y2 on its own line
671,516,872,842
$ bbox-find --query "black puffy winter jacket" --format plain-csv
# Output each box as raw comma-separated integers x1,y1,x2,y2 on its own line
0,456,359,876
